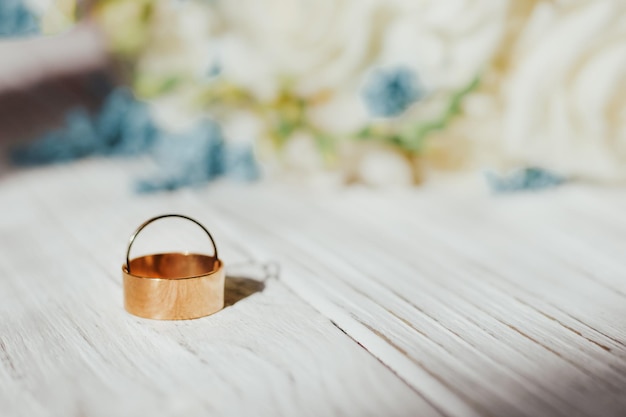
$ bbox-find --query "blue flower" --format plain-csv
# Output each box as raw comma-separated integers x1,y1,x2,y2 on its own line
11,88,158,165
206,60,222,78
10,87,259,192
95,88,158,155
11,109,98,165
485,167,566,193
135,121,260,193
135,122,225,193
224,145,259,181
362,67,423,117
0,0,39,38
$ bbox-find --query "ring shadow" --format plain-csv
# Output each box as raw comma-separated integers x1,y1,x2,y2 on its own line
224,275,266,307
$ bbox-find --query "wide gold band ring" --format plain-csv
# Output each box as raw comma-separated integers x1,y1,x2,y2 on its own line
122,214,225,320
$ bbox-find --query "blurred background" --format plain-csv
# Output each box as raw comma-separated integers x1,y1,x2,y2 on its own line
1,0,625,192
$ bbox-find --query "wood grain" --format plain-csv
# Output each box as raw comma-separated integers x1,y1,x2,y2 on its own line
0,161,430,417
1,159,626,416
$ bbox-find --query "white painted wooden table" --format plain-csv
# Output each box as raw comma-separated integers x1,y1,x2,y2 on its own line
1,159,626,417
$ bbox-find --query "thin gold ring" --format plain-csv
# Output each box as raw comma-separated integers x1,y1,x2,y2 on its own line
126,213,219,272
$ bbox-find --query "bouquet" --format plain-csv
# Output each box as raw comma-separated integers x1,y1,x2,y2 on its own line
10,0,626,189
94,0,509,187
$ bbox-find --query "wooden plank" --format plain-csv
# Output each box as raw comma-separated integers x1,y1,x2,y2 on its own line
3,159,626,417
202,183,626,417
0,161,432,417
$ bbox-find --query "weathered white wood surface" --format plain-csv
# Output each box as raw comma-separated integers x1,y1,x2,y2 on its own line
1,159,626,417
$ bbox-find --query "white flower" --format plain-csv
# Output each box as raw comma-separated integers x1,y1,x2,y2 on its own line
354,145,414,187
27,0,75,33
212,0,385,101
377,0,509,92
149,89,206,133
214,0,509,98
306,92,368,135
261,131,345,188
136,1,217,83
220,111,264,146
500,0,626,180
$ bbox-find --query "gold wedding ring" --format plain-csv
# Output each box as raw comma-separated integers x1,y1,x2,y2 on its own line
122,214,225,320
